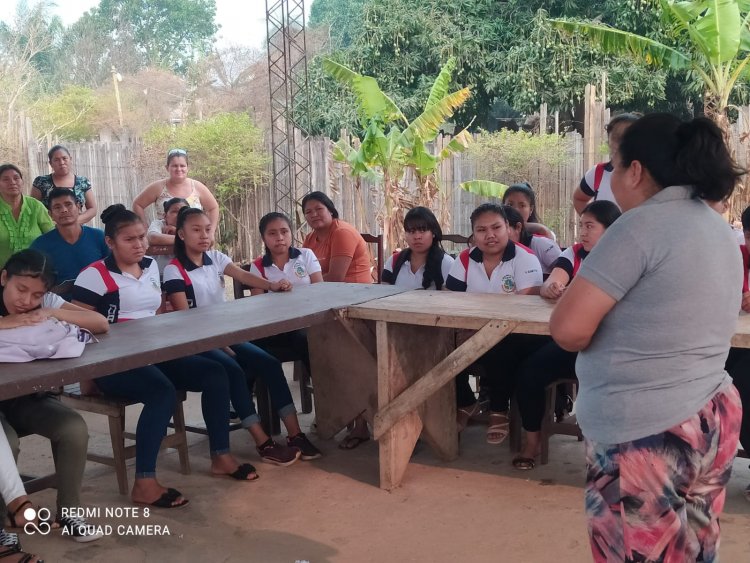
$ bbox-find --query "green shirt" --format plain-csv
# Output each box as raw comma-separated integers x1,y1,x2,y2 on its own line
0,196,54,267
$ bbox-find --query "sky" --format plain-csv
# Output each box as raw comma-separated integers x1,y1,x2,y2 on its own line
2,0,311,50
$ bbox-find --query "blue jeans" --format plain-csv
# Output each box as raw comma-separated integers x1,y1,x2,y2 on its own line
95,355,232,478
231,342,296,418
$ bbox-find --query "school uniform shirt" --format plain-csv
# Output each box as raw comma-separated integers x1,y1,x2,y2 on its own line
526,235,561,274
72,255,162,323
381,252,454,289
580,161,619,209
552,244,589,280
247,247,321,286
162,250,233,308
445,242,543,294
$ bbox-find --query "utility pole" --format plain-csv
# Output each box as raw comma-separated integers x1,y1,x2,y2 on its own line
111,66,124,129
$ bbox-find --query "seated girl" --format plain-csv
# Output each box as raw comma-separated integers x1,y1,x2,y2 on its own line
382,207,453,289
502,182,555,239
147,197,188,272
164,208,321,462
1,249,108,542
446,203,544,445
503,205,561,275
73,205,262,507
513,200,621,470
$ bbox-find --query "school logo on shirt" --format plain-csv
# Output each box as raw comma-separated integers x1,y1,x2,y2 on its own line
151,278,161,292
218,273,225,288
501,275,515,293
293,260,307,278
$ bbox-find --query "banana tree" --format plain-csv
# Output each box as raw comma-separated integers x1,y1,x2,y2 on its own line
323,56,471,252
550,0,750,138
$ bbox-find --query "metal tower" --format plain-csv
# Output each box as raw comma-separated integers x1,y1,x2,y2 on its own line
265,0,312,233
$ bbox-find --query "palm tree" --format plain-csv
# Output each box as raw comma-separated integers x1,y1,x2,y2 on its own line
550,0,750,137
323,56,472,251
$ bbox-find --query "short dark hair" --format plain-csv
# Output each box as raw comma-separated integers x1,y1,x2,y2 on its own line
163,197,188,215
502,204,530,245
48,188,77,206
100,204,142,239
605,113,640,135
0,164,22,179
470,203,507,230
2,249,56,290
301,191,339,219
580,200,621,229
48,145,71,161
618,113,745,202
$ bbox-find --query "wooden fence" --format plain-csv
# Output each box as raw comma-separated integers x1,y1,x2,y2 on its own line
9,109,750,261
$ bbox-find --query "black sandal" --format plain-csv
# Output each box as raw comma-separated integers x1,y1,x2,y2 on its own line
0,529,43,563
224,463,259,481
137,488,189,509
512,456,537,470
6,501,32,529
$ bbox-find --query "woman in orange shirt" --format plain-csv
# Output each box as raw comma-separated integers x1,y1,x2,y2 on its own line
301,192,372,283
302,191,373,448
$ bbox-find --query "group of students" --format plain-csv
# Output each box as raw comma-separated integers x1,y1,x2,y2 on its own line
1,110,750,562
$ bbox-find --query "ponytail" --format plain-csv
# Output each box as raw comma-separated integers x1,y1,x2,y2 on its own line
619,114,745,202
174,207,206,262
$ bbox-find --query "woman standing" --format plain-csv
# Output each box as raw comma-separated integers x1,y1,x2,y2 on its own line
133,149,219,237
0,165,54,268
551,114,743,562
32,145,97,224
302,191,372,283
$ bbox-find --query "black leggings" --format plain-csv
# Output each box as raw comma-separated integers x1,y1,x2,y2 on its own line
456,334,550,413
724,347,750,451
515,341,577,432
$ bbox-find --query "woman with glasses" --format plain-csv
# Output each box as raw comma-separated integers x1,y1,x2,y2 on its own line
381,207,453,289
133,149,219,238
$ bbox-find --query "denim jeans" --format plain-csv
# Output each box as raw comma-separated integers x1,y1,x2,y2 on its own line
230,342,296,418
95,354,231,478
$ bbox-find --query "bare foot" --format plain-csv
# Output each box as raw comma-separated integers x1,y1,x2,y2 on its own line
211,453,258,481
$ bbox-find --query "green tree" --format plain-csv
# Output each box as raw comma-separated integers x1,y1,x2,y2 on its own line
86,0,218,75
30,85,97,141
550,0,750,134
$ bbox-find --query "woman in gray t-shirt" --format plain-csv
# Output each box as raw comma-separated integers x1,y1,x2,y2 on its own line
550,114,744,563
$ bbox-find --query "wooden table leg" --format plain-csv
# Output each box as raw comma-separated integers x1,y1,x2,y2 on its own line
308,317,377,439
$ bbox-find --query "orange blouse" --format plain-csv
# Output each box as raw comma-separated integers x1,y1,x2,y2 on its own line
303,219,372,283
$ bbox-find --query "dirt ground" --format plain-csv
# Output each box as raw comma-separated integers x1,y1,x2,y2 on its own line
14,377,750,563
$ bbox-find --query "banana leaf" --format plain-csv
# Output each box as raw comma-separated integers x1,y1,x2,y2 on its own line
459,180,508,198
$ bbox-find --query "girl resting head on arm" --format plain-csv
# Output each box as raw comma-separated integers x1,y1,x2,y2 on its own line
1,249,108,334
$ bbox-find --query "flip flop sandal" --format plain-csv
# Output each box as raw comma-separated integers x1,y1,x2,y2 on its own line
486,414,510,445
338,436,370,450
137,488,190,509
512,456,537,470
6,500,33,529
220,463,259,481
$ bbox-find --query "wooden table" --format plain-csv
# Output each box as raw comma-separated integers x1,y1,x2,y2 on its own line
1,283,404,400
344,291,750,490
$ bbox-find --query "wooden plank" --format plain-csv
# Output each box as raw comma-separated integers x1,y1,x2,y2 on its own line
0,283,405,400
374,319,517,440
416,327,458,461
348,292,554,334
377,321,423,490
307,319,378,439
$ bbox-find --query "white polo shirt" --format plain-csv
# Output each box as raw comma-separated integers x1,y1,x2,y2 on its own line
527,235,561,274
248,247,321,286
162,250,233,308
580,162,619,209
445,242,542,294
73,256,162,322
43,293,64,309
552,244,589,280
382,251,454,289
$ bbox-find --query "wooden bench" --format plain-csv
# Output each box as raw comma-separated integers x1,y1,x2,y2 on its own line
61,384,191,495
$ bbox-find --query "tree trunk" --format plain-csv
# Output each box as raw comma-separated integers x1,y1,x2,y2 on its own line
703,92,732,154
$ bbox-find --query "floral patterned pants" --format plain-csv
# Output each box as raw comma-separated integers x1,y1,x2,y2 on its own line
585,385,742,563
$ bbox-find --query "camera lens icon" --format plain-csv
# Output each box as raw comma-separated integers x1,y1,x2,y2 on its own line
23,507,51,536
